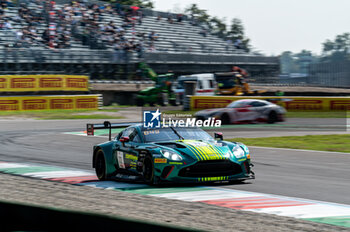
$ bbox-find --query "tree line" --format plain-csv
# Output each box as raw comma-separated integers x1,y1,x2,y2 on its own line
281,32,350,74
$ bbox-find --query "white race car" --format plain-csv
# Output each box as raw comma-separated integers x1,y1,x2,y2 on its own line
195,99,286,124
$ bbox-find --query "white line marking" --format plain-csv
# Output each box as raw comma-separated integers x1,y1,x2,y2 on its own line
150,190,263,202
63,132,108,138
248,204,350,218
23,171,94,178
0,163,32,169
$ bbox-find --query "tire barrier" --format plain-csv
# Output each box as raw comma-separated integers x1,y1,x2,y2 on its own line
0,95,102,111
0,75,89,92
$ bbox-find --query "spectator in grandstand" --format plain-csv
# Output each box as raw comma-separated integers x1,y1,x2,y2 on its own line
112,39,122,62
177,13,183,23
148,31,159,41
0,5,4,19
199,28,207,37
137,10,143,25
226,39,232,52
2,19,12,30
7,0,155,54
234,38,242,49
15,29,23,41
135,41,144,58
167,14,174,24
0,0,11,9
189,14,198,26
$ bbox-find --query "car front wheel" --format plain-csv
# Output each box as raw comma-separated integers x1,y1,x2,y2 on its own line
221,113,231,124
142,155,155,184
95,150,107,180
267,111,278,124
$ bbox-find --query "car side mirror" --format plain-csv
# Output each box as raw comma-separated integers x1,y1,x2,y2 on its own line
104,121,112,141
119,136,130,145
214,132,223,140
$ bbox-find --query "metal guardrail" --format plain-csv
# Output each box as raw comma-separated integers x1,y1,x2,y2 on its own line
0,48,279,65
90,80,154,84
252,83,350,88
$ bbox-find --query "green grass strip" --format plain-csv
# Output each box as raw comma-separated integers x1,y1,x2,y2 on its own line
304,216,350,228
0,109,123,120
229,134,350,153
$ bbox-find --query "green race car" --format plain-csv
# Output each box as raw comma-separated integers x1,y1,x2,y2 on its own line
88,122,254,185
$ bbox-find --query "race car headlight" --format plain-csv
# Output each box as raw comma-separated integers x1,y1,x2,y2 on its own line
161,150,183,161
232,146,245,159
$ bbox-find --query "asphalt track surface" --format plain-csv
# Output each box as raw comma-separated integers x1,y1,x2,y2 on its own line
0,118,349,206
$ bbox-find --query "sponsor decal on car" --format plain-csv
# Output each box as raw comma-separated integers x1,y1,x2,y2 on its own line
154,158,167,163
198,176,229,181
116,151,125,168
168,162,183,165
181,140,229,161
125,154,137,161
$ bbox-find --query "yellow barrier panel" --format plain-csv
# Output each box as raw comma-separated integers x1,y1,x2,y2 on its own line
0,95,100,111
190,96,350,111
0,75,89,92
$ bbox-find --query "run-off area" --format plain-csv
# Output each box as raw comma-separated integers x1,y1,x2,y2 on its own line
0,161,349,228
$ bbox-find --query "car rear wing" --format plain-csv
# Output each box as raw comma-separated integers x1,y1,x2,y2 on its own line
86,121,139,140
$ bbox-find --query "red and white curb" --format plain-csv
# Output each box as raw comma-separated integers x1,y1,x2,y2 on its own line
0,161,349,228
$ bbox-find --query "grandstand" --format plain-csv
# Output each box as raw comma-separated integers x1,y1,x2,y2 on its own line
0,1,279,80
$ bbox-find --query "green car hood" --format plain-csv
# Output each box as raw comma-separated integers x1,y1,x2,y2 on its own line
157,140,232,161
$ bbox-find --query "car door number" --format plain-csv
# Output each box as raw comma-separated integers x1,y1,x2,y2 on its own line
116,151,125,169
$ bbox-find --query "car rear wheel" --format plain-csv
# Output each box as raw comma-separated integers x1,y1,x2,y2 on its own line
267,111,278,124
142,155,154,184
221,114,231,124
95,150,106,180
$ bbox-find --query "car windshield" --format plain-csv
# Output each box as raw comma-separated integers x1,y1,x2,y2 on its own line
216,75,236,88
142,127,214,143
176,78,197,89
217,78,236,88
227,101,251,108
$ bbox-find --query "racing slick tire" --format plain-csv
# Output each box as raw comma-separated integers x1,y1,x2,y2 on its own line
142,155,156,185
267,111,278,124
221,113,231,125
95,150,107,180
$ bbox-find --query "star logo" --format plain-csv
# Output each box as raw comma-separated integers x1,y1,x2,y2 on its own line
143,109,161,128
150,109,161,122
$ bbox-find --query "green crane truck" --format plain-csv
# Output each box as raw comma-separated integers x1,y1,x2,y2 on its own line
135,63,179,106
